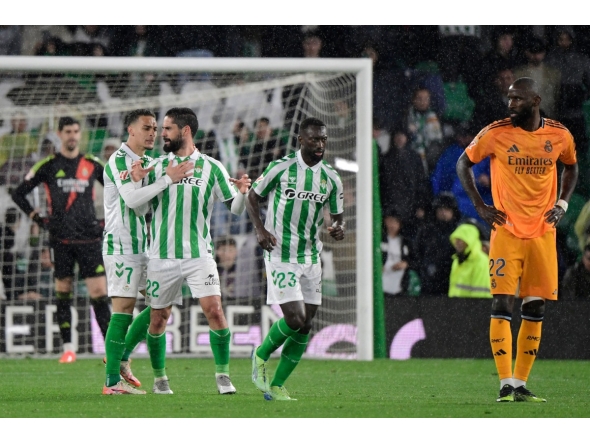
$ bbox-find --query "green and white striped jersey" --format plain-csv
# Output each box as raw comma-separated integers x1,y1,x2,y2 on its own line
147,149,237,259
252,150,344,264
102,144,150,255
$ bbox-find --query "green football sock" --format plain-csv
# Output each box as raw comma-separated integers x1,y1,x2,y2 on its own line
147,331,167,378
105,313,133,386
122,306,150,361
257,318,299,361
271,331,309,387
210,328,231,374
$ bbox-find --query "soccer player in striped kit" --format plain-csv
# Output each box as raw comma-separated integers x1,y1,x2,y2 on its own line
101,109,193,395
144,107,251,395
247,117,346,401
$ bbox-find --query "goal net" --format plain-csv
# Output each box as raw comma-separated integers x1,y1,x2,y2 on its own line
0,56,373,360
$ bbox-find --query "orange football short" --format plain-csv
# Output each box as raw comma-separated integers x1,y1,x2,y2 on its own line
488,225,558,300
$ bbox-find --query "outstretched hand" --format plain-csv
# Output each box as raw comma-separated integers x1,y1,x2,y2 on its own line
130,160,154,183
256,227,277,252
229,174,252,194
476,204,507,231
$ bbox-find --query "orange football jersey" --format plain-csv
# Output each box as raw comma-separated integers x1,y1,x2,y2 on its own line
465,117,577,239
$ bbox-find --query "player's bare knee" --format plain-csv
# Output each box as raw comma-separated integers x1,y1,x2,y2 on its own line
284,313,306,331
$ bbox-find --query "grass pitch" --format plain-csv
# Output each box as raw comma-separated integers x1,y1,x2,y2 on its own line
1,357,589,418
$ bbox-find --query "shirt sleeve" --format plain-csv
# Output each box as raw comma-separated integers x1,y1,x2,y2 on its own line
464,130,494,164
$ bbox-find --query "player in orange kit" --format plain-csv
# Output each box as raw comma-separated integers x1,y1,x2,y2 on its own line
456,77,578,402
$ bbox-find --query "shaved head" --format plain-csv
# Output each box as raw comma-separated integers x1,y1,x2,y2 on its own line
511,77,540,98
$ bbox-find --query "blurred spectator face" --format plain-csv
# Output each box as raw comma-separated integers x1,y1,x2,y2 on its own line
40,138,56,156
84,25,100,36
525,49,546,66
453,237,468,254
11,115,27,134
255,119,271,139
412,89,431,112
384,215,401,237
217,243,237,265
103,144,117,160
303,35,322,58
558,31,573,49
362,46,378,65
583,248,590,272
135,26,147,37
92,44,105,56
497,33,514,55
393,131,408,149
334,100,350,118
436,207,454,222
496,68,515,95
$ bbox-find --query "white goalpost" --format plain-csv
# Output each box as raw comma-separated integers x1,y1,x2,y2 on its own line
0,56,373,361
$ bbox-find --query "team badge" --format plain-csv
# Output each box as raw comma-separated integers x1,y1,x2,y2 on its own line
544,140,553,153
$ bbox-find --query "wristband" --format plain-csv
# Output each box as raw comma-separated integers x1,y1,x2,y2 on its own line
556,199,568,212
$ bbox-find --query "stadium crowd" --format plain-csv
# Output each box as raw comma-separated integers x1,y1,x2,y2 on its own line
2,25,590,301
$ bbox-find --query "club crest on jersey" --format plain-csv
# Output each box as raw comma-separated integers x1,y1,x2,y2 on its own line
544,140,553,153
320,179,327,192
195,166,202,175
119,171,129,180
284,187,327,202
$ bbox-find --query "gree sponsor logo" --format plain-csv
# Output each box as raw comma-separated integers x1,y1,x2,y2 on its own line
284,188,326,202
178,177,203,186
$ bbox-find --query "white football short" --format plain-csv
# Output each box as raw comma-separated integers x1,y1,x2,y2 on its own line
264,259,322,306
146,257,220,309
103,253,148,298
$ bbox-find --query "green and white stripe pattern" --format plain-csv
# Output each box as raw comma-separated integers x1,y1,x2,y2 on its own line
103,144,150,255
252,150,344,264
147,150,237,259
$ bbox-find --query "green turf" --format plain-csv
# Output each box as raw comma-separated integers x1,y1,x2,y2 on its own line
1,357,589,418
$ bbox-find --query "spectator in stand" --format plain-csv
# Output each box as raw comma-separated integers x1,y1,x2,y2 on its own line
373,117,391,155
94,138,119,225
0,111,39,168
361,41,409,132
301,32,323,58
110,26,164,58
431,123,492,229
478,27,523,98
406,86,444,174
513,37,561,118
216,237,238,300
380,208,413,297
379,127,431,240
239,117,285,180
546,26,590,157
411,192,461,297
448,222,491,298
0,207,24,300
561,244,590,299
0,26,23,56
70,25,111,56
26,241,54,300
471,67,515,130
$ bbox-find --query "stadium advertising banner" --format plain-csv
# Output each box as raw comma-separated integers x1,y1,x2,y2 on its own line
1,298,589,359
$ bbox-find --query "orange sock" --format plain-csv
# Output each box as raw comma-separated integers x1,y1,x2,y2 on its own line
513,319,542,382
490,318,513,380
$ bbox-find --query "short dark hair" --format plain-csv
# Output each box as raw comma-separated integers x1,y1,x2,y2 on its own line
165,107,198,137
58,116,80,131
216,236,237,249
253,117,270,127
300,117,326,132
124,109,156,128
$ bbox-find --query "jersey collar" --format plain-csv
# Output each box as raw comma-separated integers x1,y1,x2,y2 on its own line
167,146,201,163
296,150,322,173
121,143,142,161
